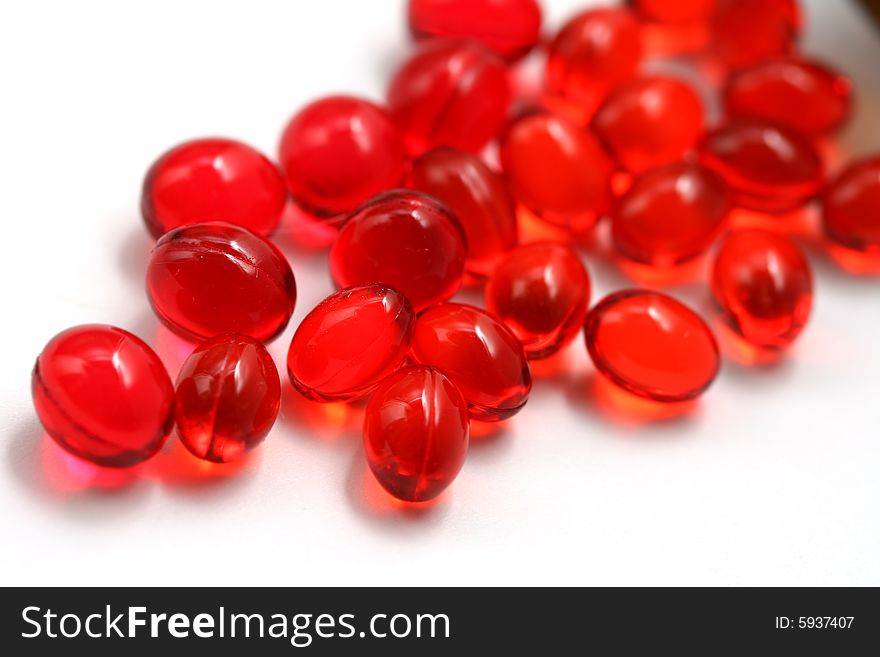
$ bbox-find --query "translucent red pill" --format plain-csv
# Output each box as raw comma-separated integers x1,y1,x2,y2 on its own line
278,96,407,218
612,163,731,267
407,0,542,61
330,190,466,312
364,365,469,503
407,147,518,278
632,0,714,24
32,325,175,467
546,8,643,115
821,156,880,259
698,120,824,213
712,0,801,70
147,222,297,343
500,112,613,232
724,57,852,137
485,243,591,359
387,39,511,155
141,138,286,239
287,285,415,403
592,76,705,174
411,303,532,421
585,291,720,402
175,333,281,463
711,230,813,351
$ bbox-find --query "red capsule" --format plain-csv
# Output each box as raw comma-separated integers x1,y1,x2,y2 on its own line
330,190,466,312
32,325,175,467
278,96,407,218
612,163,731,266
698,120,824,213
287,285,415,403
499,113,613,232
724,57,852,137
546,8,643,115
711,230,813,350
387,40,511,155
410,303,531,421
712,0,801,70
485,243,591,359
407,0,542,61
407,147,517,277
584,290,720,402
147,222,297,343
141,138,286,240
632,0,715,23
175,333,280,463
821,156,880,258
364,365,469,503
592,77,705,174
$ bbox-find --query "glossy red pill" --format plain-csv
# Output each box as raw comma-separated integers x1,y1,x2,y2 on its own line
287,285,415,402
499,113,613,232
592,76,705,174
546,8,643,115
584,291,720,402
141,138,286,240
821,156,880,258
175,333,280,463
712,0,801,70
32,325,175,467
612,163,731,266
408,0,542,61
410,303,531,421
387,40,511,155
632,0,714,23
724,57,852,137
364,365,469,503
147,222,297,343
711,230,813,350
330,190,466,312
278,96,407,218
407,147,517,277
485,243,591,359
698,120,824,213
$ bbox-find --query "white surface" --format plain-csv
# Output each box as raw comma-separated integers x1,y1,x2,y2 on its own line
1,0,878,587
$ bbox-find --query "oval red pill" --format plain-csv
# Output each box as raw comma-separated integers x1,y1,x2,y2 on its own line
584,290,720,402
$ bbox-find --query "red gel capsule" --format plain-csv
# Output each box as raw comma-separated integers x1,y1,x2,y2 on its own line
410,303,531,421
485,243,591,359
632,0,714,23
698,120,824,213
711,230,813,350
712,0,801,70
32,325,175,467
584,291,720,402
278,96,407,218
175,333,280,463
330,190,466,312
821,156,880,258
364,365,469,503
612,163,731,266
408,0,542,61
407,147,517,277
592,77,705,174
724,57,852,137
141,138,287,240
499,113,613,232
147,222,297,343
546,8,643,115
287,285,415,403
387,40,511,155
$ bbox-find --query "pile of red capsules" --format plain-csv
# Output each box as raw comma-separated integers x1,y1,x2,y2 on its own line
31,0,880,503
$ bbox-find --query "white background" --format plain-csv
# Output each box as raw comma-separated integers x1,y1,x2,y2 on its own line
1,0,878,586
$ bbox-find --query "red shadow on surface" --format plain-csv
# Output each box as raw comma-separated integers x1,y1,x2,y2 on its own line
152,325,197,381
147,438,258,488
280,385,365,442
727,206,817,238
823,243,880,276
39,436,143,493
712,318,788,367
353,457,447,519
589,374,698,426
274,200,339,252
615,253,710,287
